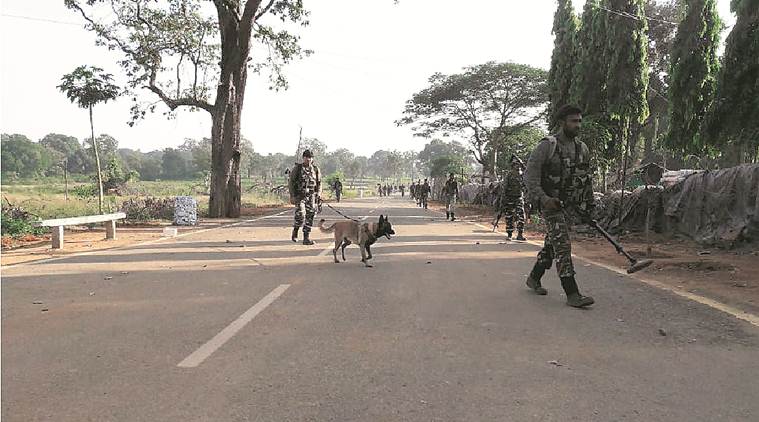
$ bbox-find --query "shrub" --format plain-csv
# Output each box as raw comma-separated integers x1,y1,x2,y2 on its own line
119,197,174,222
1,202,46,237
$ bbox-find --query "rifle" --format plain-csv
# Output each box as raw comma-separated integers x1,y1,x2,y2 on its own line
492,212,503,232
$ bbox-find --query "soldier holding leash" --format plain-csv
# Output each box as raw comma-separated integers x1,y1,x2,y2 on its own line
523,104,595,308
289,149,321,245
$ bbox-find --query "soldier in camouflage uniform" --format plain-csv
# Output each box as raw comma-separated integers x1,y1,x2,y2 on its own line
419,178,430,209
442,172,459,221
497,155,527,240
523,105,595,308
289,149,321,245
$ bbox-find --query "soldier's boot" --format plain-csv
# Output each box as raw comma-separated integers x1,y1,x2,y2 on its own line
561,276,594,307
302,230,315,245
450,213,455,221
516,229,526,241
446,211,450,219
291,227,299,243
506,230,513,240
525,263,548,295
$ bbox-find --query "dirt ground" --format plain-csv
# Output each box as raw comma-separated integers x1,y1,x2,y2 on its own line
437,202,759,317
1,205,289,266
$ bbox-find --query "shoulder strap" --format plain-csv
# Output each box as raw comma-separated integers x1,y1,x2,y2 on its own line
545,135,558,160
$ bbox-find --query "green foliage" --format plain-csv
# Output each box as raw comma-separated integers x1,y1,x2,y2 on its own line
605,0,650,125
417,139,472,177
483,126,546,178
547,0,579,129
666,0,721,155
72,183,98,199
703,0,759,161
119,197,175,222
57,65,120,109
1,202,46,237
1,134,60,178
161,148,188,180
571,0,609,116
398,61,548,166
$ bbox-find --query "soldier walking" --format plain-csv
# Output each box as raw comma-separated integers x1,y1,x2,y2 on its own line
523,104,595,308
288,149,321,245
442,172,459,221
498,155,527,240
419,178,430,209
332,177,343,202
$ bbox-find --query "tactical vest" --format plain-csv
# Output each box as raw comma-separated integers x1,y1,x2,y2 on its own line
540,136,593,211
289,163,320,196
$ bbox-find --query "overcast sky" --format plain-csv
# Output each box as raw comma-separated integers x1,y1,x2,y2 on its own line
0,0,736,157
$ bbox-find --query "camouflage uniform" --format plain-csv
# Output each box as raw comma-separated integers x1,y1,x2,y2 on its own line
289,162,321,235
524,134,594,306
442,177,459,220
498,168,526,234
419,181,431,209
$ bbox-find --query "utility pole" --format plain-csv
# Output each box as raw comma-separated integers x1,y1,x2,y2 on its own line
63,158,69,201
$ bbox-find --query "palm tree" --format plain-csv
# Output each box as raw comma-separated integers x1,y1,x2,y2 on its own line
58,65,119,214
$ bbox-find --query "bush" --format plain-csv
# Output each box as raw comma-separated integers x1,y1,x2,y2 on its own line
1,202,46,237
119,197,175,222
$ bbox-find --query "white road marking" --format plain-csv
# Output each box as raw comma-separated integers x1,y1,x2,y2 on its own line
177,284,290,368
471,222,759,327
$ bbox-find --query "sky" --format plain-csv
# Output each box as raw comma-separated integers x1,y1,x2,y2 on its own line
0,0,736,157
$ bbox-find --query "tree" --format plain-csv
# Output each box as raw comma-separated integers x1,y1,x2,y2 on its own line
417,139,471,177
642,0,683,161
65,0,311,218
666,0,721,155
571,0,609,117
547,0,579,129
40,133,85,173
604,0,649,183
398,62,548,171
161,148,188,179
58,65,120,213
1,134,58,178
703,0,759,163
483,126,545,179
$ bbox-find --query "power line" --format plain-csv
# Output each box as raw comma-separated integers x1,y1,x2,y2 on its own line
1,13,82,26
593,4,679,26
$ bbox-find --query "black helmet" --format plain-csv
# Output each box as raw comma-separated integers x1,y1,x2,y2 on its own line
302,149,314,158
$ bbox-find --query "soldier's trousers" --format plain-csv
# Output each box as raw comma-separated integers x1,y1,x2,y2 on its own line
444,195,456,213
501,197,525,231
421,194,428,209
535,210,575,278
293,193,317,233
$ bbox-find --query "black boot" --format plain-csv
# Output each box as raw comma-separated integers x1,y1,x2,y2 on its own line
506,231,513,240
561,276,594,307
291,227,299,242
450,213,455,221
516,229,526,241
525,263,548,295
302,230,315,245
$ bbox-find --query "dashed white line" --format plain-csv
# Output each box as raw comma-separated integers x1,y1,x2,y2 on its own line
177,284,290,368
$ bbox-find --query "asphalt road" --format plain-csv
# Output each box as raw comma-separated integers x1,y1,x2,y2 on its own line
3,197,758,421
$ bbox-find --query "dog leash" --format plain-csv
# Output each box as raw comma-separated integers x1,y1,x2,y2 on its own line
324,202,361,222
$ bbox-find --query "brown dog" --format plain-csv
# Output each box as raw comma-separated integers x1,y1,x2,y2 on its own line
318,215,395,267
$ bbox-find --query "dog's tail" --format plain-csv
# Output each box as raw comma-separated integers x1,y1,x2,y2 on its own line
318,219,336,233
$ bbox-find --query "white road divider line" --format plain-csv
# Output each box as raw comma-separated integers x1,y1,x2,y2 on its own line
177,284,290,368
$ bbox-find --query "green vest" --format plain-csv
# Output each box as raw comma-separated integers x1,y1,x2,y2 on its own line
540,136,593,212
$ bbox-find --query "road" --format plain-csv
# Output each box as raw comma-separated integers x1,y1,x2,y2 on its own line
3,197,758,421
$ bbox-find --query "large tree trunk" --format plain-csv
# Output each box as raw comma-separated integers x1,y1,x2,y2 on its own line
208,7,253,218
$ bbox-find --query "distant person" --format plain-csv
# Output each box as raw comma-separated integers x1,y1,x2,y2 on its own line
333,177,343,202
400,184,406,197
419,178,431,209
498,155,526,240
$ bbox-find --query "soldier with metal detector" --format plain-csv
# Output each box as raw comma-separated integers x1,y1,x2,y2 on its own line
523,105,596,308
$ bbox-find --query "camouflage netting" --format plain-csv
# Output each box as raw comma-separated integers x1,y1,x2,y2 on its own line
599,164,759,246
